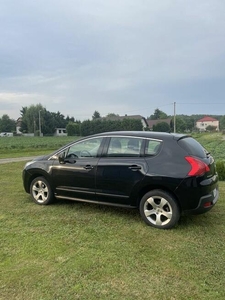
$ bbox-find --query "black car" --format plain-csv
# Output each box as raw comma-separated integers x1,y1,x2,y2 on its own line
22,131,219,229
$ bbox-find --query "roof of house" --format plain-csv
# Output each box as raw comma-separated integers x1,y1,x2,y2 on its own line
197,116,218,122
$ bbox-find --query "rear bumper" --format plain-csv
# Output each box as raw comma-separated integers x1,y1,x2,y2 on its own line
183,186,219,215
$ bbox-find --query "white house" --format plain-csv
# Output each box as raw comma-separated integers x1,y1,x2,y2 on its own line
196,116,219,132
54,128,67,136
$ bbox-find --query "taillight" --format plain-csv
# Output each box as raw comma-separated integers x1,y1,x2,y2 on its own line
185,156,210,176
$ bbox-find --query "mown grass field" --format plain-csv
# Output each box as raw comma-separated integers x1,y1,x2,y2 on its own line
0,132,225,299
192,132,225,162
0,131,225,160
0,136,77,158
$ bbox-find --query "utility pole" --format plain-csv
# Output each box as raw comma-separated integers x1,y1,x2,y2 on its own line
39,110,42,136
174,102,176,133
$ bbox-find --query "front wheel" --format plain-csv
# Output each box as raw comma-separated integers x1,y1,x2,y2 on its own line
30,176,54,205
139,190,180,229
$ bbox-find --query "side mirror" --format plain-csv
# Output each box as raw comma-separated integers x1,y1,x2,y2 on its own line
58,152,66,164
59,152,77,164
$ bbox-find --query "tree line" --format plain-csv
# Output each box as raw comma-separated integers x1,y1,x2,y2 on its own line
1,105,225,136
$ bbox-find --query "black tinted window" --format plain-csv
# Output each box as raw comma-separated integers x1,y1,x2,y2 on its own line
107,137,142,157
178,137,207,158
67,137,103,158
145,140,162,156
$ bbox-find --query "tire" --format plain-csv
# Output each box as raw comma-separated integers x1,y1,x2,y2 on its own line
30,176,54,205
139,189,180,229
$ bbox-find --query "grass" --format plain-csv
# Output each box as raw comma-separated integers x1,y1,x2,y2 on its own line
0,136,77,158
192,132,225,161
0,160,225,299
1,132,225,160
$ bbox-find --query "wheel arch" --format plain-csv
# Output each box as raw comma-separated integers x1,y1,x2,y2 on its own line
27,171,54,194
136,184,182,212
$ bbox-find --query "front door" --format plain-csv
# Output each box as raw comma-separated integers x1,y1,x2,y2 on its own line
51,137,104,201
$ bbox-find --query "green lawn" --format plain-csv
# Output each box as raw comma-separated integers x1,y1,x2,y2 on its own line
0,136,77,158
0,132,225,161
0,161,225,300
192,132,225,162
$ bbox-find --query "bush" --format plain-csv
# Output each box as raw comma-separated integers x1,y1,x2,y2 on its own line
216,160,225,181
80,119,143,136
66,122,80,136
153,122,170,132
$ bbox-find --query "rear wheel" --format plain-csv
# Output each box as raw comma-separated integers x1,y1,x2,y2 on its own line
139,189,180,229
30,176,53,205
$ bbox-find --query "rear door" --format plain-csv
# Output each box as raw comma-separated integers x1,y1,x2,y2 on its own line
95,136,148,205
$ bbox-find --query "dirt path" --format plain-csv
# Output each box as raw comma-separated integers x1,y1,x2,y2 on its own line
0,156,35,164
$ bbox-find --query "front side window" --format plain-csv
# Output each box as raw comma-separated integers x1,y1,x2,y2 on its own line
107,137,142,157
66,137,103,158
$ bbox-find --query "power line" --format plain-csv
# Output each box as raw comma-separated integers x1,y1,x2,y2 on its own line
177,102,224,105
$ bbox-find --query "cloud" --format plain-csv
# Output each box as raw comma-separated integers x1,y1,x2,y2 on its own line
0,0,225,120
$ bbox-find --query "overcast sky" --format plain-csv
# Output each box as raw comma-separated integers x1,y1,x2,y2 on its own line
0,0,225,120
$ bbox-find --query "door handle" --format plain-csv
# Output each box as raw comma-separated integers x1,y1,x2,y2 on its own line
128,165,142,171
83,165,93,170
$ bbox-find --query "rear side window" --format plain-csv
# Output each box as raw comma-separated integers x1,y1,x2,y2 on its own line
107,137,142,157
178,137,207,158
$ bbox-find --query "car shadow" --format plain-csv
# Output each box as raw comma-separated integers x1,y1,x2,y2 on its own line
54,198,141,222
26,196,217,230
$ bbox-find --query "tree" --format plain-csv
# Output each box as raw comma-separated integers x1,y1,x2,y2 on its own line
185,117,195,131
51,111,67,128
20,105,71,135
0,115,16,132
206,125,217,132
66,122,80,136
170,117,188,133
66,115,75,123
80,118,143,136
175,117,186,133
21,104,44,134
106,113,119,118
121,118,143,131
92,111,101,120
220,116,225,130
153,122,170,132
149,109,168,120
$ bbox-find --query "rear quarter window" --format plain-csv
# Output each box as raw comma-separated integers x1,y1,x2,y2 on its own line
178,137,207,158
145,140,162,156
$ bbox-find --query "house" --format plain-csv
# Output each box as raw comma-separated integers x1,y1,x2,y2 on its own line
196,116,219,132
102,115,148,130
54,128,67,136
146,118,172,131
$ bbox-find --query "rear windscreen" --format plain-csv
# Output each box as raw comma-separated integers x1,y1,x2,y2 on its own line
177,137,208,158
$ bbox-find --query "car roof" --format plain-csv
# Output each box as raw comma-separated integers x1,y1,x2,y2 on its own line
89,131,188,141
51,131,189,157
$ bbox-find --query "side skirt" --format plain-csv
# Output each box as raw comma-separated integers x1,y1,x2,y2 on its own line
55,195,136,209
